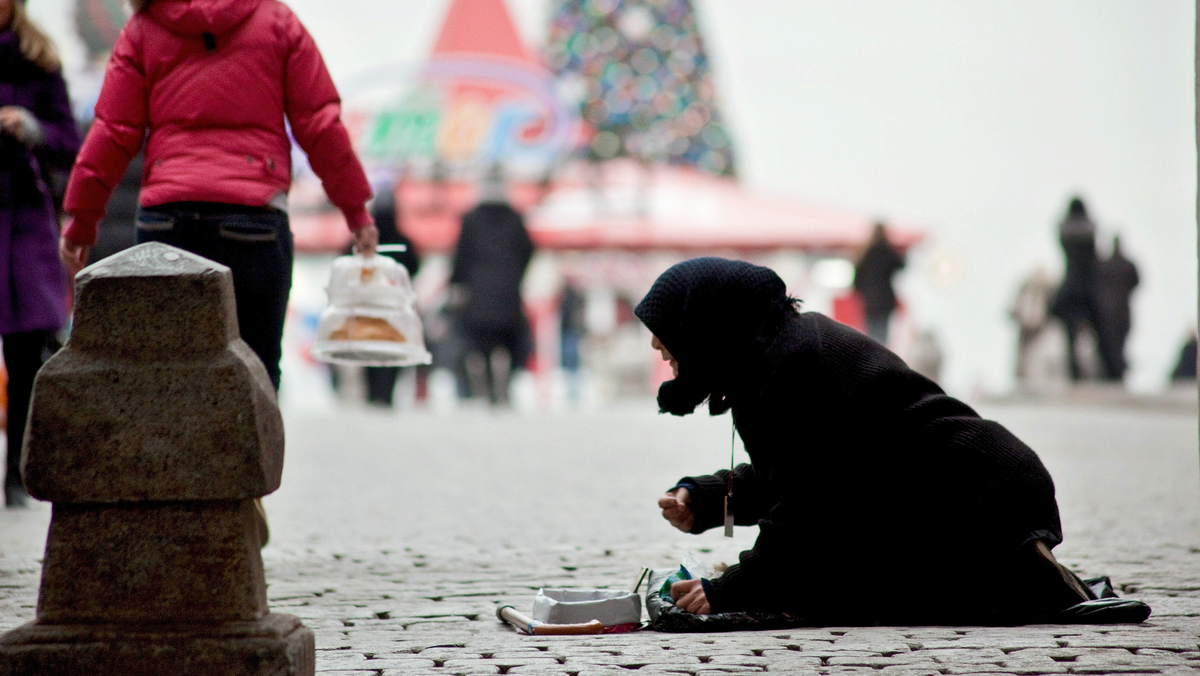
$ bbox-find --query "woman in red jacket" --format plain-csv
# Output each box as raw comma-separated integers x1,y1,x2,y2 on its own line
60,0,377,391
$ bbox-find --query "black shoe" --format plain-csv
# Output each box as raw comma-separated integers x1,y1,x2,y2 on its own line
1052,576,1151,624
1054,598,1152,624
5,484,29,508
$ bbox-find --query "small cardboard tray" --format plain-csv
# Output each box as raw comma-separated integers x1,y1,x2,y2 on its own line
532,589,641,626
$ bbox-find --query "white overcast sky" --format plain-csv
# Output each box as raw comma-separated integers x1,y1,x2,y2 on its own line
28,0,1198,394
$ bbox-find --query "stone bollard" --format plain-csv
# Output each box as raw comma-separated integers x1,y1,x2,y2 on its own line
0,243,313,676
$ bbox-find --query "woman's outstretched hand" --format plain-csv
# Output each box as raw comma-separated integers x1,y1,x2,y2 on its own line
658,487,695,532
59,235,91,279
670,578,711,614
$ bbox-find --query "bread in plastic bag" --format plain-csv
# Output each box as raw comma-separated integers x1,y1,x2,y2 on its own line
311,253,432,367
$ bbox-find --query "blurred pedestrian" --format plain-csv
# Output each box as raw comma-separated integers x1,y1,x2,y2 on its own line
1050,197,1101,382
327,184,420,407
641,257,1095,625
59,0,379,393
1010,266,1055,382
908,329,944,383
559,279,586,405
424,295,469,400
449,167,533,407
1170,331,1197,383
0,0,82,507
1094,234,1139,382
364,184,419,407
853,222,905,344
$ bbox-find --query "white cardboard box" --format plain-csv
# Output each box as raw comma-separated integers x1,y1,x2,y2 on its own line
532,589,642,626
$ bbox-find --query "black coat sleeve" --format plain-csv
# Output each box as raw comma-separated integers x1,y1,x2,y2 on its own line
703,511,796,613
678,461,774,534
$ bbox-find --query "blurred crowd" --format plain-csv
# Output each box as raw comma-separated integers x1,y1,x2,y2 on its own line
1009,197,1164,390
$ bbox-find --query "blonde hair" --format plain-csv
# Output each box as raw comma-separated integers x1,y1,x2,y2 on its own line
10,1,61,73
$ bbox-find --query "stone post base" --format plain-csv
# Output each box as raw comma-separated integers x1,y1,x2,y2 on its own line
0,613,313,676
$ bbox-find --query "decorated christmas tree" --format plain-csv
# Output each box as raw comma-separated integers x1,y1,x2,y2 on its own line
545,0,737,176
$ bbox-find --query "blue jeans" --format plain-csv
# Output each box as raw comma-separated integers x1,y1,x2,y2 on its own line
560,330,582,371
136,202,293,391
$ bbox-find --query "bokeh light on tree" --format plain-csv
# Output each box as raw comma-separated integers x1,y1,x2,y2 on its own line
546,0,737,176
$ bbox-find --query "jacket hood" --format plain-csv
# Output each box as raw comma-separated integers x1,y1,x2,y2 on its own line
147,0,260,37
634,257,796,416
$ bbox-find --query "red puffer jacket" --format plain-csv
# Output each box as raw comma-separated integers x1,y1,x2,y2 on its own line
63,0,371,246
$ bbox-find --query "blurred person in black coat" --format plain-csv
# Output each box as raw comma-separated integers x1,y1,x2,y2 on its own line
1170,331,1197,382
449,167,533,407
853,222,905,344
559,279,586,404
330,185,421,407
1094,234,1138,382
365,185,419,406
1051,197,1102,381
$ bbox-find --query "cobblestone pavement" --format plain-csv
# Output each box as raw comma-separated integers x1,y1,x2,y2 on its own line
2,400,1198,674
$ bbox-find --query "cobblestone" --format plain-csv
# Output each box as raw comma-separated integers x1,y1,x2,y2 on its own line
2,401,1198,674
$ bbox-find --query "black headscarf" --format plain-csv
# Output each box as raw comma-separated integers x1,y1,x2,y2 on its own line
634,258,797,416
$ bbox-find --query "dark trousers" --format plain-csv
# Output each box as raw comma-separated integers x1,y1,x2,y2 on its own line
137,203,292,391
4,331,53,489
365,367,401,406
1056,294,1107,382
1097,326,1129,382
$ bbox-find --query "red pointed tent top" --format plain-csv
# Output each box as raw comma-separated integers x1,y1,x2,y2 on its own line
431,0,532,62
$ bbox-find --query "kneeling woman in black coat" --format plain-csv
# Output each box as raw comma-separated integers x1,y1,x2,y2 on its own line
636,257,1092,626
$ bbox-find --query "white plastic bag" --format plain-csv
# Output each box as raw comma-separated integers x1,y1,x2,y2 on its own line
311,253,432,367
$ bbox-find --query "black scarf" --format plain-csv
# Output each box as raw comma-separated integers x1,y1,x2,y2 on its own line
634,257,798,416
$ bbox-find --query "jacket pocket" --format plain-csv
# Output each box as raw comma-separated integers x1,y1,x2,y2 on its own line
218,215,280,243
136,213,176,231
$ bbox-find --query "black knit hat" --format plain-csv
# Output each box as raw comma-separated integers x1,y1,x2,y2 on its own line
634,257,795,416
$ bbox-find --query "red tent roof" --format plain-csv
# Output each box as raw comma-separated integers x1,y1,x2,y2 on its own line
527,164,924,253
431,0,532,63
288,160,923,255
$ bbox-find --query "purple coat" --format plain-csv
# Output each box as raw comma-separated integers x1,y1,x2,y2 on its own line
0,30,80,335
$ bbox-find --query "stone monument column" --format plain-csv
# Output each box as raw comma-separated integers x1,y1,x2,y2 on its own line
0,243,314,676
